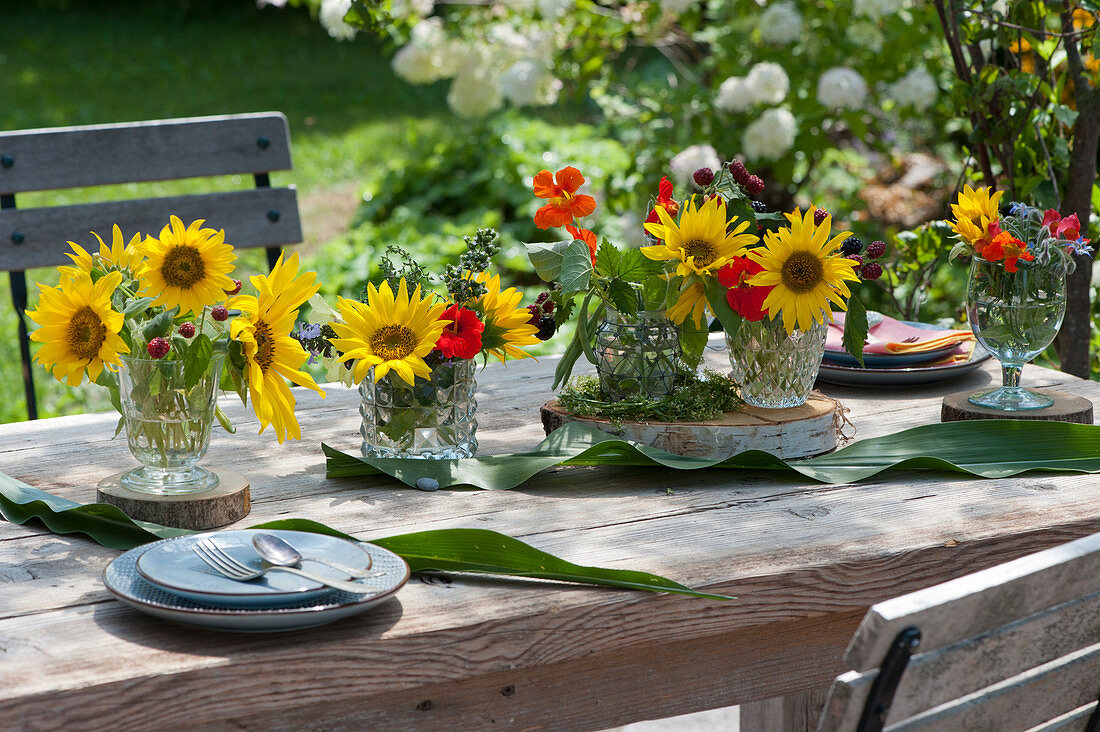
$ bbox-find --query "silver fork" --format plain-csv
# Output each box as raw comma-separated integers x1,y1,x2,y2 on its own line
867,334,922,345
193,539,380,595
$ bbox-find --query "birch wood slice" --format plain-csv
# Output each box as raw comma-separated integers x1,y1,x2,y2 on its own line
941,389,1093,424
541,395,841,460
96,468,250,530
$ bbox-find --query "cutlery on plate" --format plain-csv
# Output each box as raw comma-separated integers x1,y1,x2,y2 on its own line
251,532,383,580
192,538,380,595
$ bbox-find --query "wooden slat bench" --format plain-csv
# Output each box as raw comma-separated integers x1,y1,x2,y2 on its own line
0,112,303,419
818,531,1100,731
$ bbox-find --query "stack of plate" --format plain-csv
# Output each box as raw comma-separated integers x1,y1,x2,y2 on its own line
103,529,409,632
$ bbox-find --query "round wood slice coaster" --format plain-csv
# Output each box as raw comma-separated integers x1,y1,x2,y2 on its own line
541,395,841,460
96,469,250,530
941,389,1093,424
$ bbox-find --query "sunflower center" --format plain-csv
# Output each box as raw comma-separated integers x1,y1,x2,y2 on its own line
682,239,717,268
161,245,206,289
781,251,825,294
370,324,417,361
67,306,106,361
254,320,275,373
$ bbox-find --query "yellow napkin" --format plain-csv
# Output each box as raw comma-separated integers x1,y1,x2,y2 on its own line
885,331,975,354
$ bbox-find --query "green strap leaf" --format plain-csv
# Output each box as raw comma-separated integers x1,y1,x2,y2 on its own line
0,473,724,600
324,420,1100,489
841,295,868,367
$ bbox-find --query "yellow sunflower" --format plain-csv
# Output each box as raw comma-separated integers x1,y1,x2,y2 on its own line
666,281,709,329
329,278,450,386
228,253,325,443
948,185,1003,245
27,271,129,386
641,196,758,277
59,224,147,283
748,208,861,334
138,216,237,316
470,272,540,362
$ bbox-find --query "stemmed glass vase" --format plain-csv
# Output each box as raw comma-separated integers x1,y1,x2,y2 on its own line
965,257,1067,411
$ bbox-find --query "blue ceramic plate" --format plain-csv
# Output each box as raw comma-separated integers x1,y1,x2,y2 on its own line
105,538,409,633
136,529,375,608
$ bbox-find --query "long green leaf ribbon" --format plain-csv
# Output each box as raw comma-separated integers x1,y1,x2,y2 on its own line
0,473,726,600
325,420,1100,489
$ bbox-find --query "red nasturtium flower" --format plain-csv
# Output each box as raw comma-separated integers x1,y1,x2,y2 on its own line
716,256,773,322
645,176,680,229
566,224,598,265
532,166,597,230
435,305,485,359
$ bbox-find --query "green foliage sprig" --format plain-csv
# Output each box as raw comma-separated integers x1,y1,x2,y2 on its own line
557,371,743,424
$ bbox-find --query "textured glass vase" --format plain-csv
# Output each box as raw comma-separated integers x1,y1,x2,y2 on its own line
726,317,827,408
359,359,478,459
966,257,1067,410
117,353,224,495
595,309,681,402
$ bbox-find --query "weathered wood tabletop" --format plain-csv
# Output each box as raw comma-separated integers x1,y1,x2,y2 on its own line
3,349,1100,731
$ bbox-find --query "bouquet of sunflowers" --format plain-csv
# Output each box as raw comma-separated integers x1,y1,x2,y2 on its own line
28,216,325,444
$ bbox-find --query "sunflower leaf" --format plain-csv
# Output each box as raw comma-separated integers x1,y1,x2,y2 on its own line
559,239,594,294
182,334,213,389
123,297,156,318
842,295,868,366
703,277,742,339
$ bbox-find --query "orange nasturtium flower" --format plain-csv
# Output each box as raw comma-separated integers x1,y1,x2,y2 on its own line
532,166,597,229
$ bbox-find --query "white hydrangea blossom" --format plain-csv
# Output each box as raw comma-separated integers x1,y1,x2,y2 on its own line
448,64,505,119
746,62,789,105
500,59,562,107
889,67,938,111
758,2,802,44
846,21,884,53
669,145,722,186
391,18,473,85
852,0,906,19
319,0,356,41
391,0,435,18
660,0,696,14
537,0,573,18
715,76,753,113
817,67,869,111
742,108,797,162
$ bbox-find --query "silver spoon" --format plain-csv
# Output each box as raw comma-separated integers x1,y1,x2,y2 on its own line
251,533,383,580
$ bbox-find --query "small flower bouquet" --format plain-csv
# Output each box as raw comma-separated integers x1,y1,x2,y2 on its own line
28,216,325,494
313,228,549,459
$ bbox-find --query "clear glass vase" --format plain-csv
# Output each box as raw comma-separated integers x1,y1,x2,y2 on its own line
965,257,1067,410
117,353,224,495
594,309,681,402
359,359,478,459
726,316,827,408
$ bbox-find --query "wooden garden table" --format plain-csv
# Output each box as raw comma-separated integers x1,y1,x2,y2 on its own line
3,349,1100,731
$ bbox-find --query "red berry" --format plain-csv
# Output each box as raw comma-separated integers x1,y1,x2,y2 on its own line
147,337,170,360
693,167,715,187
847,254,864,267
866,240,887,259
526,304,541,326
541,299,555,313
728,160,750,185
211,305,229,322
860,262,883,280
226,279,242,296
813,208,829,226
178,322,196,338
744,175,765,195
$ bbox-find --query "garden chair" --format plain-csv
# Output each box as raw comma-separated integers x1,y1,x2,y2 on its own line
0,112,302,420
816,531,1100,731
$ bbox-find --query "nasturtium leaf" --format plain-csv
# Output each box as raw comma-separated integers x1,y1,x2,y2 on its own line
526,240,571,282
559,239,594,294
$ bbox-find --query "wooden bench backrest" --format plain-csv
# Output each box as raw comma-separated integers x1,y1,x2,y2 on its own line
818,531,1100,731
0,112,301,420
0,112,301,270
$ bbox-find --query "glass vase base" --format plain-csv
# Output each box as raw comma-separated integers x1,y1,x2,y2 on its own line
118,465,220,495
968,387,1054,411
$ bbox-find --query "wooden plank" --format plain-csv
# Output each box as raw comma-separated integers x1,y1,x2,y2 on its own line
844,532,1100,672
1026,702,1098,732
0,188,301,270
741,687,831,732
0,113,292,194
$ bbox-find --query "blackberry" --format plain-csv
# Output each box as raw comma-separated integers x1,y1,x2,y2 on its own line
847,254,864,267
866,240,887,259
147,337,170,360
693,167,715,187
813,208,829,226
841,237,864,256
744,175,765,195
178,322,196,339
211,305,230,322
751,200,768,213
728,160,751,186
860,262,884,280
526,304,541,326
536,316,556,341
